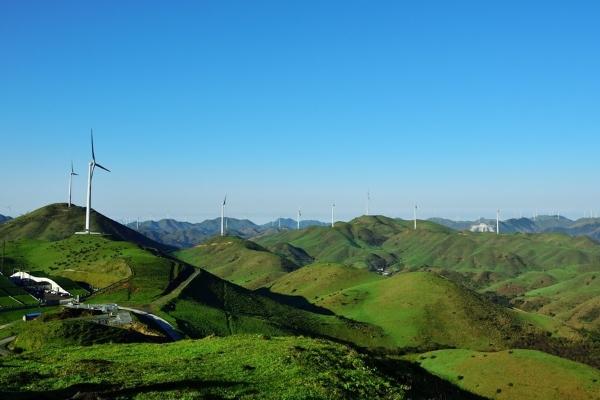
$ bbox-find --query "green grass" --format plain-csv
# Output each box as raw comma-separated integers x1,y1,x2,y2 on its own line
157,268,393,349
281,271,561,351
255,215,600,330
0,335,411,399
0,275,38,308
0,203,172,252
175,235,298,289
414,348,600,400
3,235,193,307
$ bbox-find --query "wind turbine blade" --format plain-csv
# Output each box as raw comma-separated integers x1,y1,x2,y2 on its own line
71,161,74,174
91,129,96,161
95,163,110,172
72,172,79,176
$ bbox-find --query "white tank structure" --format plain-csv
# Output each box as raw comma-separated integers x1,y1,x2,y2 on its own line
10,271,71,296
469,222,496,233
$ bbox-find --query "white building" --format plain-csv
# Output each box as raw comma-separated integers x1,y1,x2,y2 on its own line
10,271,71,296
469,222,495,233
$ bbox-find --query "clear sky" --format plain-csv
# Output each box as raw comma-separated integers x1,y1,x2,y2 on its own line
1,1,599,223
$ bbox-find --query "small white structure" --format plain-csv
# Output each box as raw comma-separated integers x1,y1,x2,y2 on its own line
469,222,496,233
10,271,71,296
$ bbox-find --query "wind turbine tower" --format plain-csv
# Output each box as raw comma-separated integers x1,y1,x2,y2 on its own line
366,191,370,216
82,130,110,234
496,209,500,235
331,203,335,228
413,204,418,230
220,195,227,236
68,161,78,208
297,209,301,230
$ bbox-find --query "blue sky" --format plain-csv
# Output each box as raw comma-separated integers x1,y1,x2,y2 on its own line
1,1,599,223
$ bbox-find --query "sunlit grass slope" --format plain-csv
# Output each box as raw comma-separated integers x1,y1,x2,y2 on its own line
0,335,484,400
415,348,600,400
175,235,299,289
158,268,393,348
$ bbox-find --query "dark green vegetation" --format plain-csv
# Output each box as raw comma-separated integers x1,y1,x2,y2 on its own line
414,349,600,400
255,215,600,331
0,335,483,400
128,217,327,248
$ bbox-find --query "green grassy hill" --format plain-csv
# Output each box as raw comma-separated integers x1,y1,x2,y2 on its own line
414,348,600,400
255,215,600,330
0,203,174,252
0,334,483,400
175,236,300,289
155,267,393,349
272,270,569,351
2,235,191,305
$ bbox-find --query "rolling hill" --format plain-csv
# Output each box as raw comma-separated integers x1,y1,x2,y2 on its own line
414,348,600,400
0,214,11,224
270,269,573,351
0,203,174,252
174,236,300,289
255,215,600,330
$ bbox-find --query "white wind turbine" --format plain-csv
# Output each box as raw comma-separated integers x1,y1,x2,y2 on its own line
297,209,301,230
496,209,500,235
68,161,78,208
366,191,370,216
331,203,335,228
413,204,418,230
220,195,227,236
82,130,110,234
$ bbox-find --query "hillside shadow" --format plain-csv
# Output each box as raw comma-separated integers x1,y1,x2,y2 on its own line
254,288,334,315
1,379,247,400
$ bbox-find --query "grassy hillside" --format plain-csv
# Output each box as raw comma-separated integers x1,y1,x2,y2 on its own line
275,271,560,351
13,318,162,351
0,335,483,400
256,215,600,330
268,262,382,302
156,268,393,349
0,274,38,308
0,203,173,252
414,348,600,400
175,236,299,289
3,235,193,306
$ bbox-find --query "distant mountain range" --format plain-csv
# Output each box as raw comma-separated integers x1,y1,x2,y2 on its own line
429,215,600,241
0,214,12,224
126,217,327,248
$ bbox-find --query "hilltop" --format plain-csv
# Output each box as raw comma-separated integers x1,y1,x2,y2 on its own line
0,203,174,252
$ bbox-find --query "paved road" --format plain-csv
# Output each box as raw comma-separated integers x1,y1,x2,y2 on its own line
0,336,16,357
118,307,183,341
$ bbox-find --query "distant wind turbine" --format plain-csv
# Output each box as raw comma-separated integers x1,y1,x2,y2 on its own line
83,130,110,234
366,191,370,216
496,209,500,235
414,204,418,230
297,209,301,230
68,161,78,208
331,203,335,228
220,195,227,236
